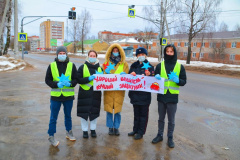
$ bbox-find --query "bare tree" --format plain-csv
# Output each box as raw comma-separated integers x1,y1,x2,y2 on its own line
234,24,240,32
176,0,222,64
142,0,177,60
69,17,80,53
219,21,229,32
135,27,157,52
209,39,227,62
3,0,12,55
78,9,92,54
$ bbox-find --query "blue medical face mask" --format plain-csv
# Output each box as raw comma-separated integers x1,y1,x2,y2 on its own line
112,52,119,57
138,56,145,62
89,57,97,63
58,54,67,61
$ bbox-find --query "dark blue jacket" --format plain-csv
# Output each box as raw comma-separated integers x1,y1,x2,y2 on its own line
128,59,154,105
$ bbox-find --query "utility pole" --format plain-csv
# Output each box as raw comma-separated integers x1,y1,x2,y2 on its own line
158,0,164,62
14,0,18,55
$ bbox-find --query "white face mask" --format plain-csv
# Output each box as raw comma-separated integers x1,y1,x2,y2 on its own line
138,56,145,62
58,54,67,62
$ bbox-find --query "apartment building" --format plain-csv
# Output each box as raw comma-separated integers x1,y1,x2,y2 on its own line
40,20,64,51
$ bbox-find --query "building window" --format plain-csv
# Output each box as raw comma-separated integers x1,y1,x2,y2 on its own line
178,42,181,47
209,43,213,48
184,42,188,47
192,52,196,58
200,52,204,58
221,42,226,48
201,42,205,47
231,42,236,48
193,42,197,47
184,52,188,57
230,54,235,60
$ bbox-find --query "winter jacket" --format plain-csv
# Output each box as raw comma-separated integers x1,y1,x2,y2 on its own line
45,57,78,101
103,43,129,114
77,61,102,121
128,59,155,105
154,44,187,104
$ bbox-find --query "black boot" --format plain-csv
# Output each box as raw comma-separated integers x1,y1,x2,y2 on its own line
114,128,120,136
167,137,175,148
134,133,143,140
152,134,163,144
128,131,136,136
108,128,114,135
83,131,88,138
91,130,97,138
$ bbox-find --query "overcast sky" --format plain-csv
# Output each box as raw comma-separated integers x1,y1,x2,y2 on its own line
17,0,240,41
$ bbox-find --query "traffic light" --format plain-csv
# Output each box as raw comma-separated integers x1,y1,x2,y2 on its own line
68,7,76,20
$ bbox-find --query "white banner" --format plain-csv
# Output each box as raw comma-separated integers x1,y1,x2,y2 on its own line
93,74,165,94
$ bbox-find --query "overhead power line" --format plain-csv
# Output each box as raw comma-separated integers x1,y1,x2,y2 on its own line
88,0,157,6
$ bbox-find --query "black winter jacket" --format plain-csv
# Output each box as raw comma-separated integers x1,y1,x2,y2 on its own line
128,59,155,105
77,61,102,121
45,57,78,101
155,44,187,104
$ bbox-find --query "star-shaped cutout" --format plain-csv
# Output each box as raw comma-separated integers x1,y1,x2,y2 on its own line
103,62,109,70
168,71,178,80
141,62,151,70
57,73,70,82
95,70,103,74
105,62,115,74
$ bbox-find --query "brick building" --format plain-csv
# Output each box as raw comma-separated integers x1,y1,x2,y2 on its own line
151,31,240,64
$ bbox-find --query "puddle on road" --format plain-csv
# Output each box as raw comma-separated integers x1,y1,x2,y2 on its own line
206,108,240,121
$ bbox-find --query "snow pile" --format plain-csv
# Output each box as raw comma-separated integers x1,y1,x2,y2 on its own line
0,56,26,72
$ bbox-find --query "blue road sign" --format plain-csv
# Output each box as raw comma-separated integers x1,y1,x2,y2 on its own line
18,33,28,42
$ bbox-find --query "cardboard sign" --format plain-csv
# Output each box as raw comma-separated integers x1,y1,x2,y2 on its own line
93,74,164,94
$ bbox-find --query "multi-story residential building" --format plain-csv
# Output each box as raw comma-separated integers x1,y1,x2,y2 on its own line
151,31,240,64
98,30,158,43
40,19,64,51
28,36,40,52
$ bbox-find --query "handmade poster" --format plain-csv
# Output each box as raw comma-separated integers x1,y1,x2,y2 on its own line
93,74,165,94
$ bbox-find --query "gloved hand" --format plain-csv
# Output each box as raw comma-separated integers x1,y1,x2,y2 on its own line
88,75,95,81
172,76,179,83
57,82,64,88
120,72,126,75
155,74,161,80
63,81,71,87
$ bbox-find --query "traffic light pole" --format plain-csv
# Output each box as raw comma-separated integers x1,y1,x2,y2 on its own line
20,16,68,59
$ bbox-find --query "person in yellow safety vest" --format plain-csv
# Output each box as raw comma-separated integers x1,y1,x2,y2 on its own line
45,46,78,147
77,50,103,138
152,44,187,148
102,43,129,136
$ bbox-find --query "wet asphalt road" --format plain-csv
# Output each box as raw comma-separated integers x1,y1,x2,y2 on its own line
0,53,239,160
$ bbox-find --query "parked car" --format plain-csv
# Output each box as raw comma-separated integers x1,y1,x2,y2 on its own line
24,51,28,54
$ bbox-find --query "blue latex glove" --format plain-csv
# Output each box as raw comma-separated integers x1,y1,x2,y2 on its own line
57,82,64,88
63,81,71,87
88,75,95,81
120,72,126,75
172,76,179,83
155,74,161,80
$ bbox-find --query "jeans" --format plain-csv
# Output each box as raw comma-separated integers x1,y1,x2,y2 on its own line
106,112,121,129
48,100,73,136
80,118,97,131
158,101,177,138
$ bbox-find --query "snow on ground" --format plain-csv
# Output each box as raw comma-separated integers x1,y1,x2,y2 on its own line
0,56,26,72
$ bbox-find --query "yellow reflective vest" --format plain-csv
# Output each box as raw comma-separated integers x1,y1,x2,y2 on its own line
160,61,181,94
80,64,102,90
50,62,75,97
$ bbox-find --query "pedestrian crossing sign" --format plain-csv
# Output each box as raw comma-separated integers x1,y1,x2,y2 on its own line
128,8,135,18
18,33,28,42
160,38,167,46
